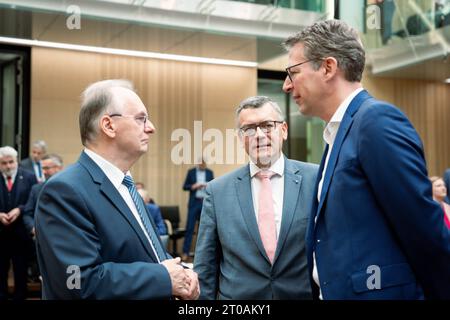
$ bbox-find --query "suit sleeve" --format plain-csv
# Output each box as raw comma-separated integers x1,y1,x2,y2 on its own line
358,103,450,299
193,183,220,299
183,169,194,191
35,179,172,299
22,186,38,233
18,174,37,212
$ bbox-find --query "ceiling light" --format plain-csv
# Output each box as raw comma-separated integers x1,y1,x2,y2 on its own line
0,36,258,68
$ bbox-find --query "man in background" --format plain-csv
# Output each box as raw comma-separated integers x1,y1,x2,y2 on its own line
0,146,37,300
20,140,47,183
182,159,214,261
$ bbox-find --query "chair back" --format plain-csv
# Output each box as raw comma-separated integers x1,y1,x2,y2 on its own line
160,206,181,229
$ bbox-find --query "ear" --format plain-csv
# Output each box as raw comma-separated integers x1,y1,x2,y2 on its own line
99,115,117,138
322,57,338,81
281,122,288,141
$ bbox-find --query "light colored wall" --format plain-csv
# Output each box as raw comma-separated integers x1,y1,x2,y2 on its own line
30,47,256,226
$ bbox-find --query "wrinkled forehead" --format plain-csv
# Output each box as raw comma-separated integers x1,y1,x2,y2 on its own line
0,156,16,163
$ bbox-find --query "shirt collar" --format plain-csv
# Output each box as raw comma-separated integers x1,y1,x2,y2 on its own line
2,169,17,181
249,154,285,178
323,87,364,145
84,148,131,189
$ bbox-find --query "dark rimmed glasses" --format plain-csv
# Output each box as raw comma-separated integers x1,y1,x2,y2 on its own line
239,120,284,137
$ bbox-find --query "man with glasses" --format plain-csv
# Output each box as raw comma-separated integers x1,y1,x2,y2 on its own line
22,153,64,284
23,154,64,237
35,79,199,300
283,20,450,299
194,96,318,299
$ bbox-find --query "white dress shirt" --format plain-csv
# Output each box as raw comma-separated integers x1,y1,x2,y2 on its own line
84,148,161,263
249,154,285,238
313,87,364,298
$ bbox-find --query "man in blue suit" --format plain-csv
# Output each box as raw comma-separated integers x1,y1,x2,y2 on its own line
194,96,318,299
35,79,199,299
182,160,214,260
20,140,47,183
0,146,37,300
282,20,450,299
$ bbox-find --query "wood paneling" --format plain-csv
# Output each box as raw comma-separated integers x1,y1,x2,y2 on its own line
30,47,256,226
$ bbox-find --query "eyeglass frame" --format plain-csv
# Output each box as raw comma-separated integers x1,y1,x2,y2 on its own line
238,120,284,137
42,164,58,170
285,58,322,82
108,113,149,127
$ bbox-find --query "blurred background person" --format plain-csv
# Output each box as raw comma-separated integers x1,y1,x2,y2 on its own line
430,176,450,228
444,168,450,204
20,140,47,183
182,159,214,262
22,154,64,284
0,146,37,300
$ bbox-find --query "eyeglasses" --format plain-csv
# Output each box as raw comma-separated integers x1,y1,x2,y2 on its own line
42,165,57,170
285,58,320,82
109,113,149,127
239,120,284,137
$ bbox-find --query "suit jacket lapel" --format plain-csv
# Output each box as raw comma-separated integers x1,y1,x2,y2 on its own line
315,90,371,226
78,152,157,261
274,158,302,263
235,165,270,263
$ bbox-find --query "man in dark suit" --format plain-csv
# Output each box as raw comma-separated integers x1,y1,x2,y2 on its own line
194,96,318,299
35,79,199,299
20,140,47,183
0,146,37,300
282,19,450,299
23,153,64,236
182,160,214,261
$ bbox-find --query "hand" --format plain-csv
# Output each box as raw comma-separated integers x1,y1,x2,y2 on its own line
31,227,36,237
161,257,191,297
191,183,202,190
179,269,200,300
7,208,21,224
0,213,10,226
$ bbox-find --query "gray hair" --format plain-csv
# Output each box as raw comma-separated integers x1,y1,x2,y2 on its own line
79,79,134,146
235,96,285,126
32,140,47,153
42,153,63,167
0,146,18,159
283,20,365,82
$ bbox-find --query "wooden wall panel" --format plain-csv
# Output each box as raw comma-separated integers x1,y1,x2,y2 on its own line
30,47,257,226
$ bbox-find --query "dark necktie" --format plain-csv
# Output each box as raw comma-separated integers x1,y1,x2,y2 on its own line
122,175,166,261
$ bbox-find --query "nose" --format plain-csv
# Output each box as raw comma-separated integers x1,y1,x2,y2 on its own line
145,120,156,133
282,75,293,93
255,126,266,138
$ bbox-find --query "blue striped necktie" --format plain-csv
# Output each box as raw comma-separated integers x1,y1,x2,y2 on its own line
122,175,166,261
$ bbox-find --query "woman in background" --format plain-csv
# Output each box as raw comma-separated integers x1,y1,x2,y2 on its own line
430,176,450,228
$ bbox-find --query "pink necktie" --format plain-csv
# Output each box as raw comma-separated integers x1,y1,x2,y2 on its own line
6,176,13,192
256,170,277,263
